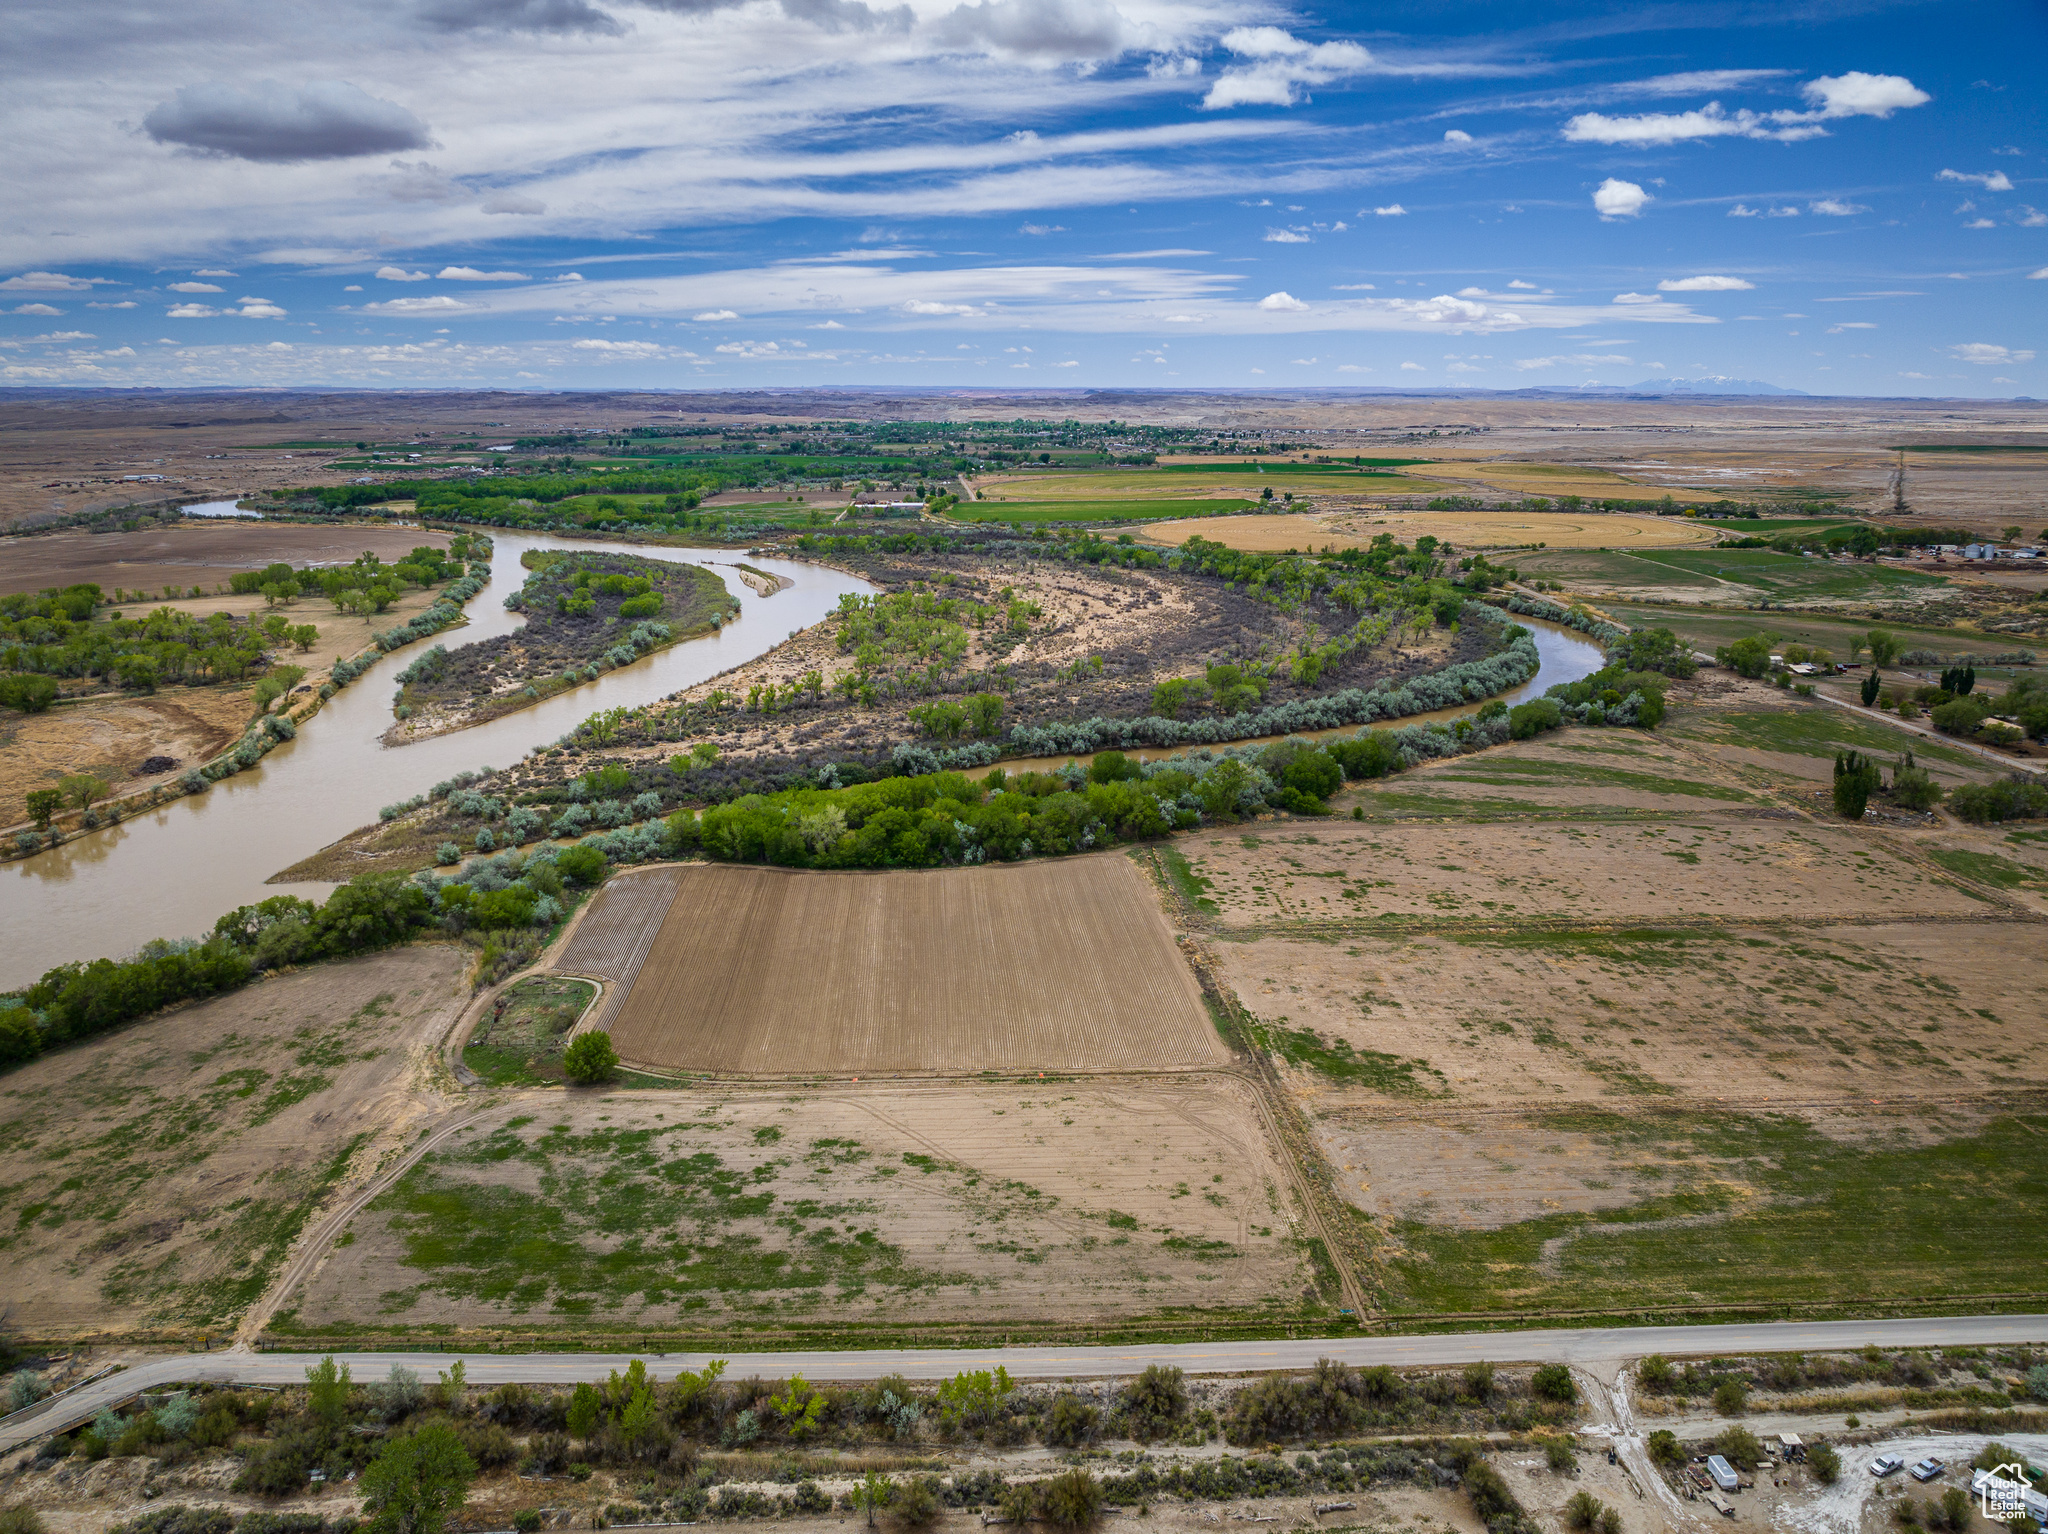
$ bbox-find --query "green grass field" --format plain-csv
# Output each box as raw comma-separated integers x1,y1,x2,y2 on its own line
1668,705,1989,771
1636,549,1947,595
1381,1109,2048,1316
977,467,1452,502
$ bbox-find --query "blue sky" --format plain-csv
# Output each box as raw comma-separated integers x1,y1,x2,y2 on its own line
3,0,2042,395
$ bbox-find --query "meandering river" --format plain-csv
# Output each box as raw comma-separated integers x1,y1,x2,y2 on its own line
1,520,1609,988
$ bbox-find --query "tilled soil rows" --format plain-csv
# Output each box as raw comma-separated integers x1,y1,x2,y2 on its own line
594,855,1223,1076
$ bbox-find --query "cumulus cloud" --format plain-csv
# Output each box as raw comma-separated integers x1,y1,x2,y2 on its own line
1938,169,2014,191
11,303,63,315
1564,71,1926,145
691,308,739,321
1949,342,2033,365
361,294,469,313
1263,228,1310,242
0,272,112,291
233,297,287,318
1203,27,1375,110
1659,275,1754,291
1443,129,1473,143
1370,203,1406,217
418,0,623,33
1809,198,1867,216
897,298,982,315
482,192,547,216
933,0,1126,60
1507,279,1537,290
1593,178,1649,219
1399,361,1423,370
437,266,529,281
166,304,218,318
143,80,432,162
1258,291,1310,311
167,281,224,293
377,266,432,281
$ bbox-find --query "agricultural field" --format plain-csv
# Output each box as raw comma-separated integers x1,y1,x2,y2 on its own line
0,679,256,824
947,497,1255,524
970,464,1451,508
586,858,1222,1076
1517,546,1949,605
1136,509,1721,554
285,1076,1308,1338
0,945,470,1339
0,521,452,600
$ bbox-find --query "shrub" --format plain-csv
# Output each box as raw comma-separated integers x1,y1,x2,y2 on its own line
564,1030,619,1084
557,845,608,886
1509,698,1564,739
1045,1394,1097,1447
1712,1378,1748,1416
514,1514,543,1533
1544,1436,1578,1472
435,842,461,866
1637,1355,1674,1391
1532,1364,1576,1403
1565,1491,1605,1530
892,1478,941,1528
1646,1430,1683,1467
1038,1469,1103,1528
1121,1365,1188,1441
1949,778,2048,824
1810,1443,1841,1484
1713,1425,1763,1470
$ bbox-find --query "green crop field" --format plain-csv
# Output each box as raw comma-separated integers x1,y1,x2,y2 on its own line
1381,1108,2048,1317
1631,549,1948,595
977,467,1451,502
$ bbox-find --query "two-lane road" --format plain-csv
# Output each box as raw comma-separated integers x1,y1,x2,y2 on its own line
5,1313,2045,1451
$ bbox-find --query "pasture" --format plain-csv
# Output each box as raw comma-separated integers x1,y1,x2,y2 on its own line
1134,509,1723,553
578,857,1223,1076
293,1077,1309,1337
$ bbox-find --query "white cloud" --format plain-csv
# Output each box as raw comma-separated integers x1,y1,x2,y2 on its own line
1146,55,1199,80
1593,178,1649,220
692,308,740,321
437,266,530,281
572,338,664,354
1939,169,2015,191
167,281,224,293
2019,207,2048,227
193,268,237,277
1612,292,1662,305
1565,72,1926,147
343,285,362,292
1963,217,1996,229
1370,204,1407,217
482,192,547,216
1051,359,1077,366
1332,283,1375,290
1263,228,1311,243
10,303,63,315
1729,203,1800,217
1809,198,1867,216
1258,291,1310,311
361,294,468,313
166,304,218,318
1659,275,1753,292
376,266,431,281
1443,129,1472,143
1399,361,1423,370
1804,72,1929,118
1203,27,1376,111
1018,222,1065,235
1290,356,1318,365
897,299,981,315
1510,353,1634,370
1,272,112,291
808,319,845,329
1336,363,1369,372
379,160,464,203
233,298,288,318
1507,279,1537,290
1949,343,2033,365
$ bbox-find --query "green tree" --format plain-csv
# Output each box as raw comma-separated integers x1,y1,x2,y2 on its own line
1833,750,1882,820
1149,677,1208,720
851,1470,893,1529
566,1381,602,1439
25,789,63,830
0,674,60,714
1713,1378,1748,1415
1565,1492,1606,1531
1637,1355,1675,1391
1713,1425,1763,1470
359,1423,477,1534
1647,1430,1684,1467
771,1374,827,1438
968,692,1006,738
1532,1363,1577,1403
1867,628,1902,668
1810,1443,1842,1484
59,773,110,812
306,1355,353,1431
1862,669,1882,706
1717,636,1771,679
936,1366,1013,1433
563,1029,619,1083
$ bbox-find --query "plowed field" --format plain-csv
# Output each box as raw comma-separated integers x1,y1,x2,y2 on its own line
595,856,1223,1075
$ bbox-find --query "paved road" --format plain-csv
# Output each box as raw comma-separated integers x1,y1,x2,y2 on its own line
6,1314,2045,1452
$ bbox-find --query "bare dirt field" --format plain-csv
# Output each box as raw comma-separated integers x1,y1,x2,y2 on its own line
0,682,254,813
1135,509,1721,553
0,521,450,597
0,944,468,1340
1181,817,1989,932
592,856,1223,1076
289,1074,1306,1334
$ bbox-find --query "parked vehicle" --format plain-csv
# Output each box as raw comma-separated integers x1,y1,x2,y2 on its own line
1911,1458,1946,1483
1872,1455,1906,1478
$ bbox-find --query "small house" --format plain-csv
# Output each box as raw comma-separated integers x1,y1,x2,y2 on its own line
1707,1455,1741,1493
